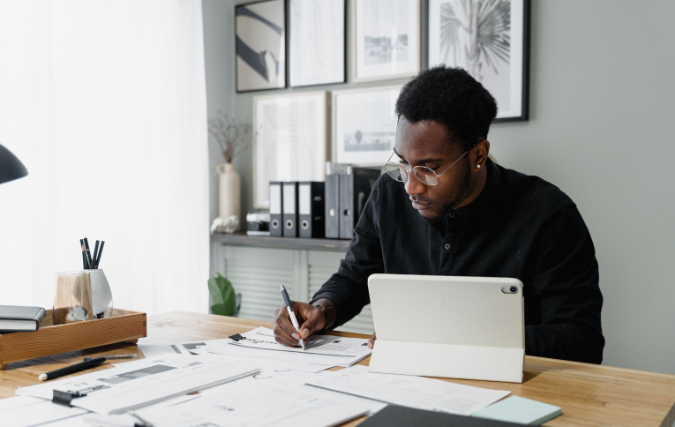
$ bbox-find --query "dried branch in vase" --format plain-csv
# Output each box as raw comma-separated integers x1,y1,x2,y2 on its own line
208,111,253,164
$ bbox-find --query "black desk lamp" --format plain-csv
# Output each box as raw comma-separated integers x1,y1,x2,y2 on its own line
0,144,28,184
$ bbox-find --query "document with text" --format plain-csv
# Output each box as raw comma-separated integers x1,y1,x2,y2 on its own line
218,327,372,367
305,365,510,415
127,381,370,427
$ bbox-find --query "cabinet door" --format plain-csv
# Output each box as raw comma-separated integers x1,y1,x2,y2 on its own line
308,251,375,335
220,246,303,322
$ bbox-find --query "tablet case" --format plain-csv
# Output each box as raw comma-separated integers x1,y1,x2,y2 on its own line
368,275,525,383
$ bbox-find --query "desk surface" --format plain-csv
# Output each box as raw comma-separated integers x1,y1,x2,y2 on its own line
1,311,674,427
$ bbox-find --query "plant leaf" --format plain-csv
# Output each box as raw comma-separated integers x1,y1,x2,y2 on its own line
208,273,238,316
211,303,227,316
208,277,225,305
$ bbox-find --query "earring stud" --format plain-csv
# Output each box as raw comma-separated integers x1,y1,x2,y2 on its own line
476,164,481,169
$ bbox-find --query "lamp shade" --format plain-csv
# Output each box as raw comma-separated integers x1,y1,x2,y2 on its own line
0,144,28,185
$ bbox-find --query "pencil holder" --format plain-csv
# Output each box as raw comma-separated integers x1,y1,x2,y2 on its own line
53,271,94,325
89,269,113,319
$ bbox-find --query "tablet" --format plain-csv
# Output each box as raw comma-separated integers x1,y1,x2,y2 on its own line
368,274,525,383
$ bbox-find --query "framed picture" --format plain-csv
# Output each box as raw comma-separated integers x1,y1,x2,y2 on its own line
332,86,402,166
289,0,346,87
236,0,287,92
427,0,531,121
353,0,421,83
253,92,328,208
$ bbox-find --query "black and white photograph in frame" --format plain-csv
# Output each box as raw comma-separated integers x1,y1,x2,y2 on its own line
253,92,328,208
236,0,286,92
353,0,421,83
289,0,346,87
427,0,530,121
333,86,402,166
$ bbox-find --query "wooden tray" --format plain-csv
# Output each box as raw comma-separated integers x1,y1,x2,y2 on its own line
0,308,146,369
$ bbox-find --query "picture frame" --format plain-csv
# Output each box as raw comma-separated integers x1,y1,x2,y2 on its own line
353,0,421,83
253,92,328,209
426,0,531,121
235,0,287,93
288,0,346,88
332,85,402,166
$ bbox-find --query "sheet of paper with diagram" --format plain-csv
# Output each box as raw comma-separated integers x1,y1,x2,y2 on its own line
16,354,259,415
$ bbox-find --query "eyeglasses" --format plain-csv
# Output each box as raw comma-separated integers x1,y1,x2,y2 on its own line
382,151,469,186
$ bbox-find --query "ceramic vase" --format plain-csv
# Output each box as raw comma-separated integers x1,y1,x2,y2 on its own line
89,269,113,319
217,163,241,231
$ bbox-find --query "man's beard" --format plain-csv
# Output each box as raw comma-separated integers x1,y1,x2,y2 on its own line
421,160,473,223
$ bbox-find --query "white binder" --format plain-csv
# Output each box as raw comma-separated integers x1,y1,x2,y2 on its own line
368,274,525,383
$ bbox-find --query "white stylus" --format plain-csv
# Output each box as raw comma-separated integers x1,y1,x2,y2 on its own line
280,285,306,350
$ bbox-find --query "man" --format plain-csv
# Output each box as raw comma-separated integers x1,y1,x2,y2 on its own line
273,66,604,364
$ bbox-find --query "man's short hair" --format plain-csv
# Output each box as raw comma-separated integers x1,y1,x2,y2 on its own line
395,66,498,151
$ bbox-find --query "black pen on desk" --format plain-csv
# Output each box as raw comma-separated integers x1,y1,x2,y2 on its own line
280,285,306,350
38,356,106,381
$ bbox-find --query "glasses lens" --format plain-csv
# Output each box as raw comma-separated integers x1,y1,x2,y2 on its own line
383,163,406,182
413,167,439,186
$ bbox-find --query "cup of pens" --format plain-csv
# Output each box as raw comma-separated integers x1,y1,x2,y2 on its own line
80,238,113,319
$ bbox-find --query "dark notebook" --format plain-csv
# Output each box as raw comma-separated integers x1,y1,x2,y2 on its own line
0,305,46,333
359,406,526,427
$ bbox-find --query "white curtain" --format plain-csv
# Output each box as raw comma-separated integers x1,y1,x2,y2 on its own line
0,0,210,316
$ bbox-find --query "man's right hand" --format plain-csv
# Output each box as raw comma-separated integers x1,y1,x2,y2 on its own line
273,301,326,347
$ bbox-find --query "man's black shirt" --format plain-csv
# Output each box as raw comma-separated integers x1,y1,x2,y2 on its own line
312,159,604,364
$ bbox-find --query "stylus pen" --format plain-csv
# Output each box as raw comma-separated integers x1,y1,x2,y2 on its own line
280,285,306,350
38,356,106,381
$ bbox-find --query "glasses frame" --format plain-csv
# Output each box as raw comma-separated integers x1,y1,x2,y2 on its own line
382,150,470,186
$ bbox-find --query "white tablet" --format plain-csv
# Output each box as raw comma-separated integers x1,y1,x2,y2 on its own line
368,274,525,383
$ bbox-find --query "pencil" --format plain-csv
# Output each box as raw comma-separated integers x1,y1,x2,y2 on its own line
83,237,94,270
80,239,87,269
80,239,91,269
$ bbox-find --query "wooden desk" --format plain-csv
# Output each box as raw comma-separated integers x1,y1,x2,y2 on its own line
1,311,674,427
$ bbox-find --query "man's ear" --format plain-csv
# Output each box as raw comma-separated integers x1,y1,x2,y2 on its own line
472,140,491,170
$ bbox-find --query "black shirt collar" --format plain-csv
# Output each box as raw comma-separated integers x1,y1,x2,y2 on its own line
448,157,500,222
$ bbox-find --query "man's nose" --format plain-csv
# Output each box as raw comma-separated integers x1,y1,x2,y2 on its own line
404,173,425,196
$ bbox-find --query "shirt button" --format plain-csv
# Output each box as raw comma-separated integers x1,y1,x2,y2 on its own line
449,212,455,218
444,243,451,250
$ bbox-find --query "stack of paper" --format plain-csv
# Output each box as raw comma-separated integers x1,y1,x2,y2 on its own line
1,395,87,427
305,365,510,415
94,382,371,427
17,354,260,415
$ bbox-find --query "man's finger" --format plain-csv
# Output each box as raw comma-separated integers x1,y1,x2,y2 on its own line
298,306,325,339
273,304,301,346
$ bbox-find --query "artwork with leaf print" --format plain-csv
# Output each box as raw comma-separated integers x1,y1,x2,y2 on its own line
427,0,530,121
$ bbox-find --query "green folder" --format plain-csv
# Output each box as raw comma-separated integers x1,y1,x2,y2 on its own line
472,396,562,425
